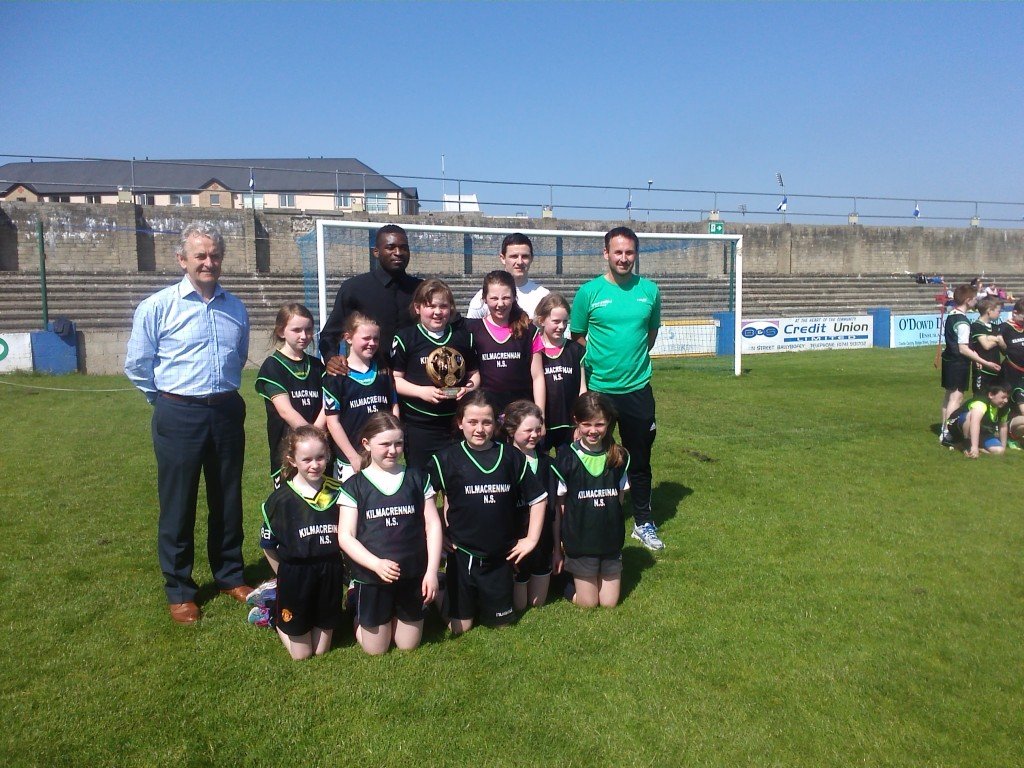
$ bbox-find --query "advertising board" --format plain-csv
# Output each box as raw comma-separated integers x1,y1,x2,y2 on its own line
651,321,718,358
0,333,33,373
890,310,1012,348
740,315,873,355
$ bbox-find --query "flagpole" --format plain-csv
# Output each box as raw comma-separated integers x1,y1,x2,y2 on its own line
776,171,786,224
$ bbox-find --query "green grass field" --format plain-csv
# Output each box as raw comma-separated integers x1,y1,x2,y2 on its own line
1,347,1021,767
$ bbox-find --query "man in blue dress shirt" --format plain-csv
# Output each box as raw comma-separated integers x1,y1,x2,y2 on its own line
125,223,253,624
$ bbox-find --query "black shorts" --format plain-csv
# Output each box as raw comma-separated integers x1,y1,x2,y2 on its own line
274,558,345,636
973,369,1003,397
513,512,554,581
944,411,966,443
447,548,515,626
541,426,573,453
941,358,970,392
945,412,1003,450
403,420,457,470
353,578,425,628
514,549,553,582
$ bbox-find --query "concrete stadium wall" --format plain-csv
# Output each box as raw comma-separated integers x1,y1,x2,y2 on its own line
1,201,1022,276
0,202,256,273
76,327,276,379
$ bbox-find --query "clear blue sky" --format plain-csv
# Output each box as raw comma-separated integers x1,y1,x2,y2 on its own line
3,1,1022,225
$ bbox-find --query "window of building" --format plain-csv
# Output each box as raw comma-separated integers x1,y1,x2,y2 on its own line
48,195,70,203
335,193,351,209
85,195,102,204
170,194,193,206
243,194,265,210
209,193,221,207
137,194,156,206
279,193,296,208
366,193,390,213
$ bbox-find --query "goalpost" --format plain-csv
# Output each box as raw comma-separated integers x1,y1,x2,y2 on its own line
312,220,744,376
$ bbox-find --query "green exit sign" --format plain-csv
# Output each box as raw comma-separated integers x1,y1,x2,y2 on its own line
708,221,724,235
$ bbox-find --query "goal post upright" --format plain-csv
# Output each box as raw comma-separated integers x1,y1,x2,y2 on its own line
315,219,329,332
734,235,743,377
314,219,744,376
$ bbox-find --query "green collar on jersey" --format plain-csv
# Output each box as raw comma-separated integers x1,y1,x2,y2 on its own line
460,441,504,474
571,441,609,478
271,350,313,379
416,324,453,345
287,476,342,511
359,466,406,497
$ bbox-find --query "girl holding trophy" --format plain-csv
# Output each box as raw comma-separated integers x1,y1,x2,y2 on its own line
391,279,480,469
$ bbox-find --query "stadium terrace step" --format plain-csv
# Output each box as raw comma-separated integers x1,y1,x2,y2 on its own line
1,271,1020,333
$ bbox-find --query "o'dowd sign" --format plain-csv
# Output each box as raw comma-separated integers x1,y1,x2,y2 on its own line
0,333,33,373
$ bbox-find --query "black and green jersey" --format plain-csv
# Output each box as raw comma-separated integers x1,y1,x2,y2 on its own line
970,319,1002,373
391,323,478,427
322,362,396,463
255,352,325,474
260,477,342,562
999,320,1024,371
339,467,431,584
947,397,1010,438
942,310,971,361
554,442,630,559
542,340,586,448
517,452,562,556
429,441,546,559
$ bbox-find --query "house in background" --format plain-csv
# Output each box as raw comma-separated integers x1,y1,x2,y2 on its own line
0,158,419,215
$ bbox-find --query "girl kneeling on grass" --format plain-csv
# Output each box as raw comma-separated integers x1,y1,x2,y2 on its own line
338,412,443,655
260,426,344,660
428,391,548,635
554,392,630,609
503,400,561,611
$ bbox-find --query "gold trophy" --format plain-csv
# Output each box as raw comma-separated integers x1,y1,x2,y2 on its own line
426,346,467,399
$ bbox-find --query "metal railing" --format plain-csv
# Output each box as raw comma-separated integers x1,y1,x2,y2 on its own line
2,153,1022,228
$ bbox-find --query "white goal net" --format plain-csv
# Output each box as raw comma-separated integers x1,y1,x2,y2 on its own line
311,220,744,375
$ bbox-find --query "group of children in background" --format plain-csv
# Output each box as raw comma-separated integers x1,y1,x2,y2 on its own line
938,282,1024,458
253,272,630,659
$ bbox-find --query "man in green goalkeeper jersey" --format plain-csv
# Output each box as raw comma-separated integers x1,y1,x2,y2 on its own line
570,226,664,551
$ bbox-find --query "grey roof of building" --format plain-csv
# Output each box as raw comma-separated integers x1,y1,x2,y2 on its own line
0,158,409,195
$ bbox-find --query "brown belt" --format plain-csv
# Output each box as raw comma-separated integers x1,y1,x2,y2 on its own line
158,391,236,405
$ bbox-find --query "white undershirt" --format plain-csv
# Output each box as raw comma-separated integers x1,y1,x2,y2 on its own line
467,279,550,320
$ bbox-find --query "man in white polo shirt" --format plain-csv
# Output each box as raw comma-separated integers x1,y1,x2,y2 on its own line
467,232,549,319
